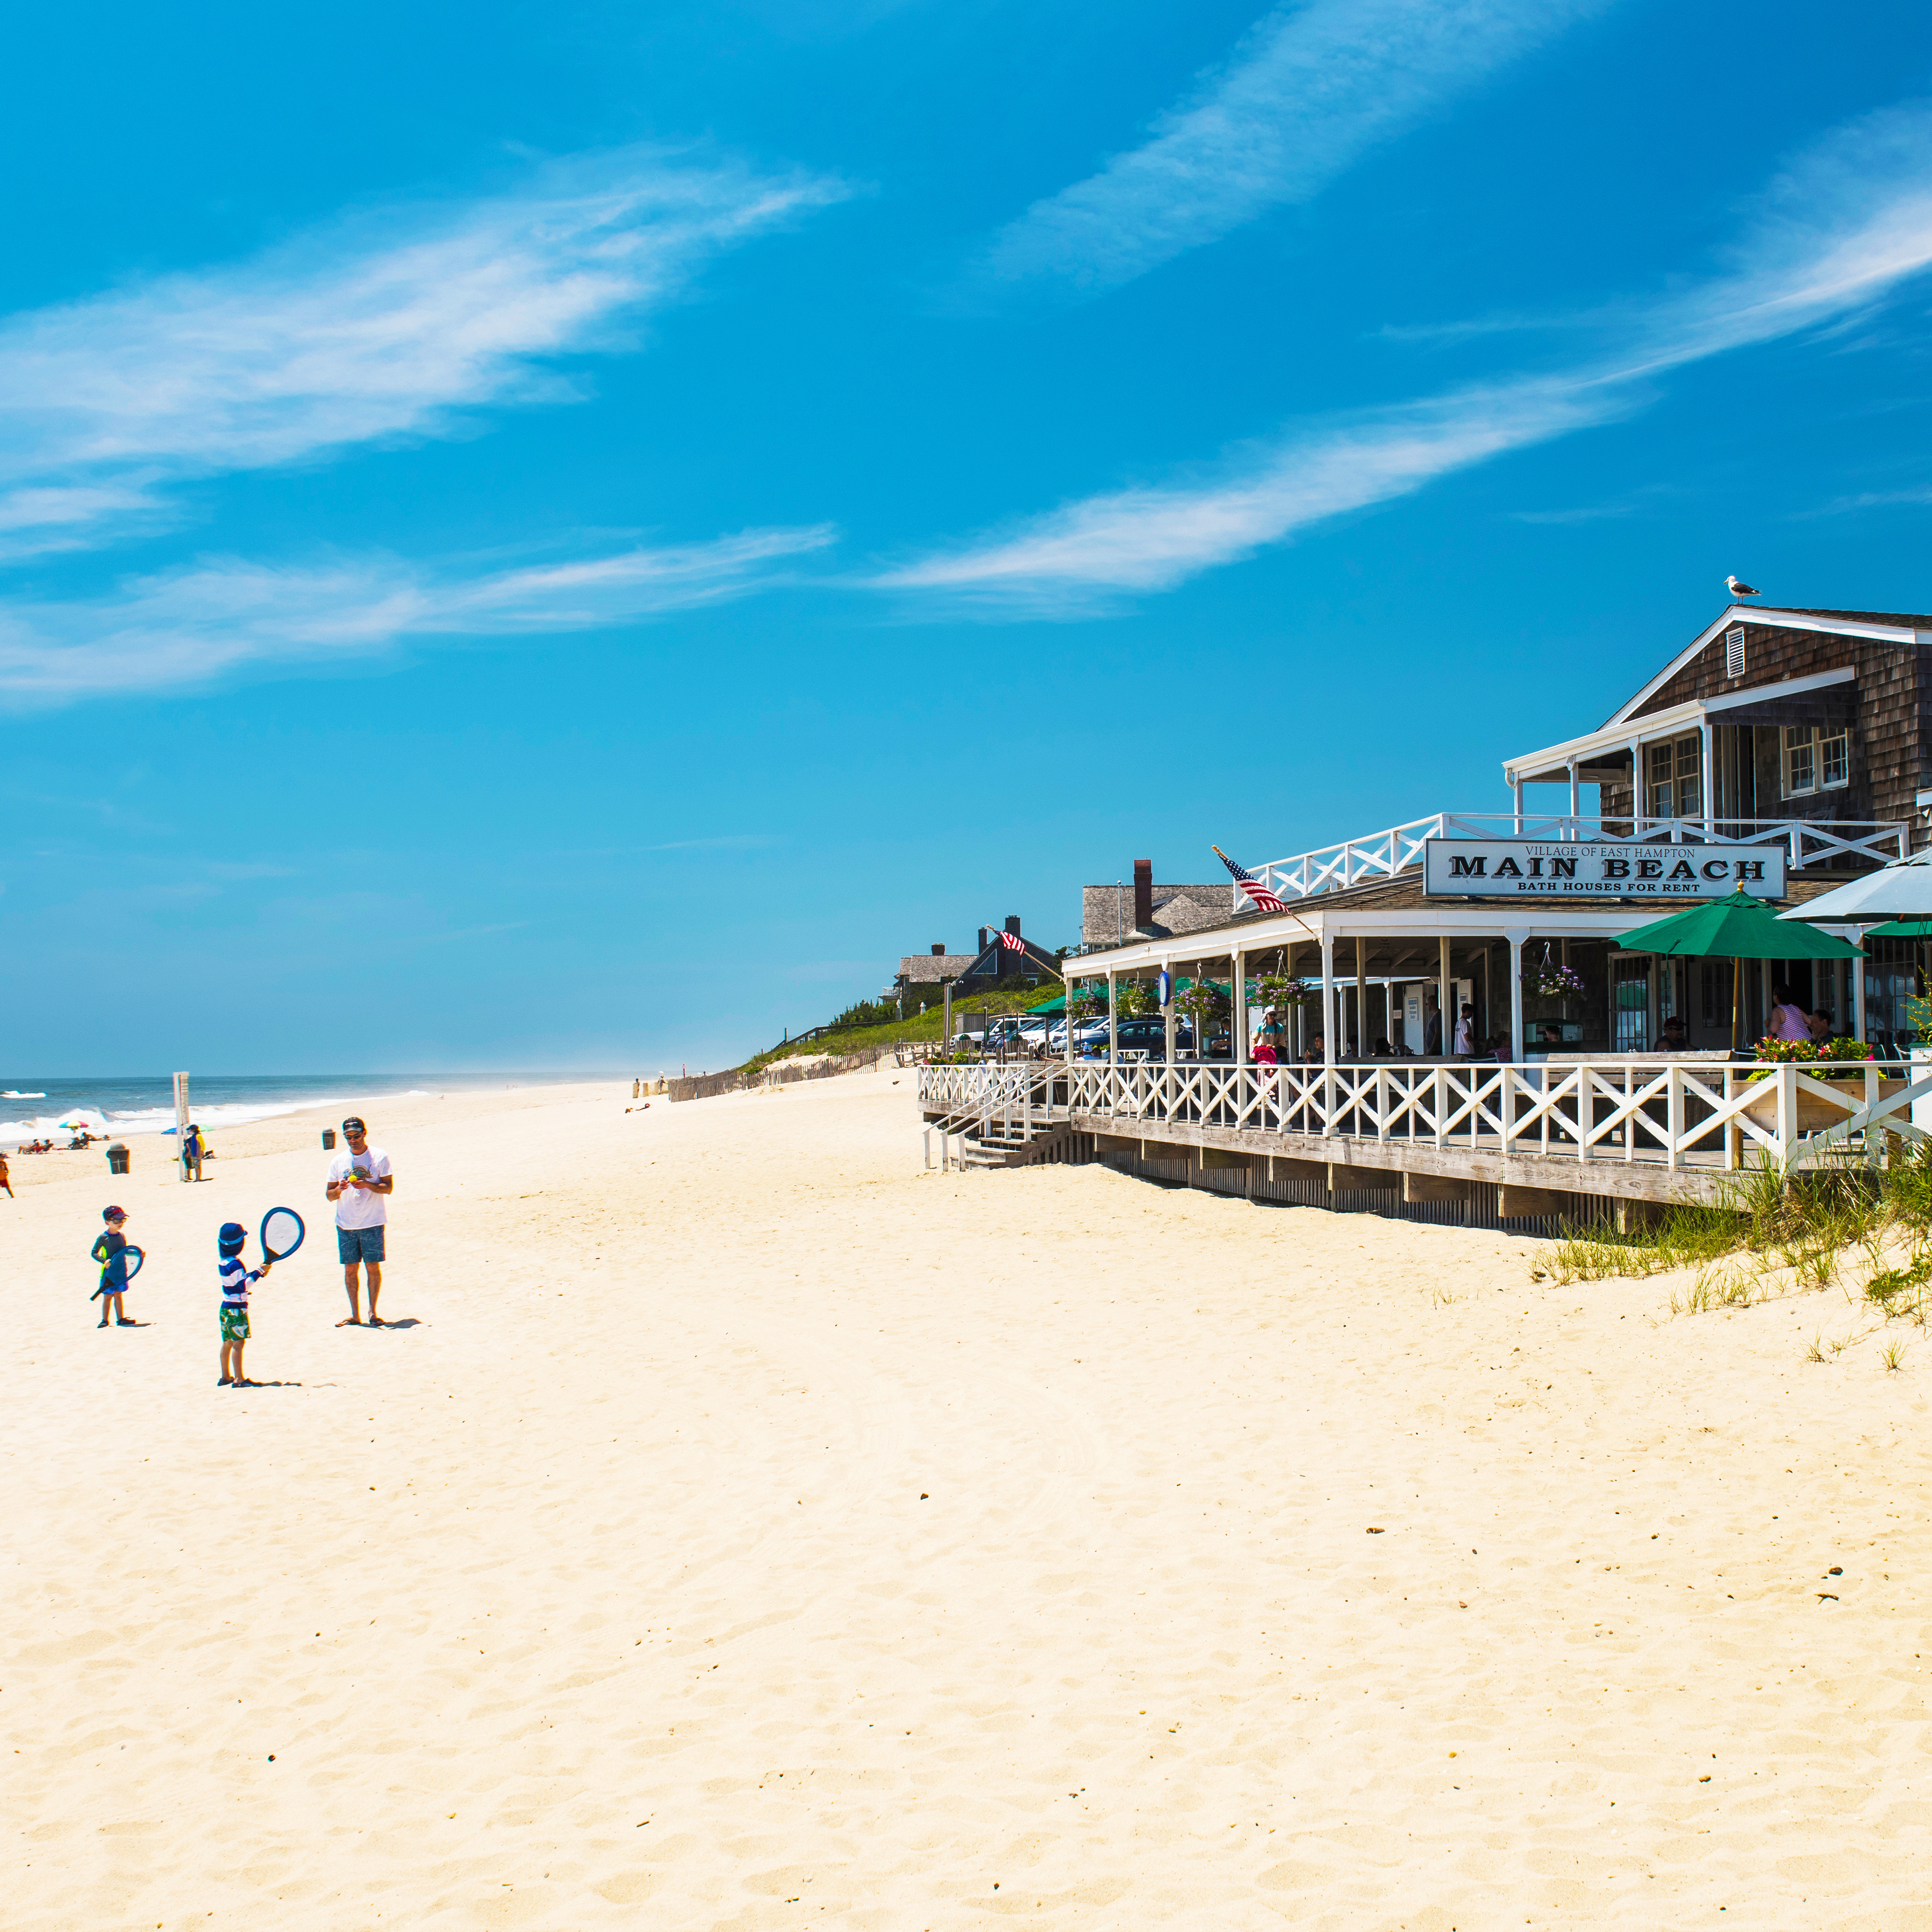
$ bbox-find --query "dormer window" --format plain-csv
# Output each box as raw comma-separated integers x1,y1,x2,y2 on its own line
1784,723,1849,797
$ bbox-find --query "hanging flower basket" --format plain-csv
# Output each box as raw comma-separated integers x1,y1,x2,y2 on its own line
1522,946,1584,1001
1253,974,1319,1009
1175,982,1229,1026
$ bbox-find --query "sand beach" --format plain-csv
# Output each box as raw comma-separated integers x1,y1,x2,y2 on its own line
7,1068,1932,1929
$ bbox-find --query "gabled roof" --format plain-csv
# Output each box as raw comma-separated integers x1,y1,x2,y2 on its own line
1604,604,1932,729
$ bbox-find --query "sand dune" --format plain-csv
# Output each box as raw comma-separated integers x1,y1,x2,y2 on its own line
7,1068,1932,1929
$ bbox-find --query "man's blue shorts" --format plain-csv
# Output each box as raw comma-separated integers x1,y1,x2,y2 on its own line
337,1224,386,1265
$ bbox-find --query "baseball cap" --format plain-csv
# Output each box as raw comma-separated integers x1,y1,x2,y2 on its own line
103,1206,126,1221
342,1116,366,1132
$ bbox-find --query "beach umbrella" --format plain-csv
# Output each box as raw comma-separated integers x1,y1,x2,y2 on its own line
1866,919,1932,939
1777,849,1932,924
1617,889,1864,1050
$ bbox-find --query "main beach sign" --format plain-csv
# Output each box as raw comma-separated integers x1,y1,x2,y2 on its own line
1422,838,1786,900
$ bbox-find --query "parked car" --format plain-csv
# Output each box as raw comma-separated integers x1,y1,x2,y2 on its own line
1075,1017,1196,1059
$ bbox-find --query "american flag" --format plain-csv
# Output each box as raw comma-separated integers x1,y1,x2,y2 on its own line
1212,845,1286,914
997,928,1027,951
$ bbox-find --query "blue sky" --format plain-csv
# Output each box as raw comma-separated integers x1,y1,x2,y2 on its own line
8,0,1932,1073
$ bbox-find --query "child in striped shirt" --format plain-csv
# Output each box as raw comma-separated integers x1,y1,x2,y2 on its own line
218,1221,272,1386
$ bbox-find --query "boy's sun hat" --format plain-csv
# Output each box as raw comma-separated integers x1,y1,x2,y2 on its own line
103,1205,126,1221
218,1221,247,1254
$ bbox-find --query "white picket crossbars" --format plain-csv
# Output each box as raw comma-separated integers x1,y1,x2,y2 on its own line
921,1059,1932,1174
1246,812,1909,905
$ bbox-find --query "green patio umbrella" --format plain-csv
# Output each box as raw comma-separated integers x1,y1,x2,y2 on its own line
1028,992,1067,1014
1617,889,1864,1051
1865,919,1932,939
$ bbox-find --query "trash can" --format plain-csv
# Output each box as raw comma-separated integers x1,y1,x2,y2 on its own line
106,1143,131,1175
322,1128,337,1150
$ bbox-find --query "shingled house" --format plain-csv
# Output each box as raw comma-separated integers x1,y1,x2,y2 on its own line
1503,603,1932,853
1081,860,1236,948
895,918,1061,998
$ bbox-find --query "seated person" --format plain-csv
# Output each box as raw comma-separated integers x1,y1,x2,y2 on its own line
1303,1033,1326,1064
1808,1009,1834,1043
1371,1036,1393,1058
1659,1016,1689,1051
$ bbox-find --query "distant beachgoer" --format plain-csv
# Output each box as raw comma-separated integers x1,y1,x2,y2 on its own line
218,1221,271,1386
0,1148,11,1198
327,1116,394,1326
1769,983,1811,1043
181,1122,205,1182
1453,1003,1475,1056
91,1206,134,1327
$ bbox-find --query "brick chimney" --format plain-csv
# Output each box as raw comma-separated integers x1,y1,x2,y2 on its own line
1133,859,1152,931
1005,915,1021,938
978,927,989,953
932,942,946,954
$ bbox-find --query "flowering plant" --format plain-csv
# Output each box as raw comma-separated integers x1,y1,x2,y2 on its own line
1754,1036,1819,1062
1175,981,1229,1025
1522,945,1585,1000
1252,973,1319,1008
1820,1037,1874,1062
1066,985,1105,1019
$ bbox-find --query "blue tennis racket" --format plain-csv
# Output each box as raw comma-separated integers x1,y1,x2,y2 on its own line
91,1245,144,1296
260,1206,305,1264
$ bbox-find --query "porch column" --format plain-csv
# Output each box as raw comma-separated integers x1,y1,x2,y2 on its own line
1700,720,1714,832
1320,938,1336,1066
1853,932,1868,1043
1064,971,1075,1069
1510,770,1523,834
1106,969,1118,1066
1438,935,1453,1060
1233,948,1248,1066
1627,736,1642,834
1506,928,1529,1063
1355,936,1368,1062
1567,759,1580,837
1163,960,1176,1063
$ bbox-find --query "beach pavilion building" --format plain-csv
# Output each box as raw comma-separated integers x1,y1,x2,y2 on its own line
1068,601,1930,1066
911,603,1932,1222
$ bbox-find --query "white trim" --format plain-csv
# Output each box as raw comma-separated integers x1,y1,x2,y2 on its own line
1505,665,1859,782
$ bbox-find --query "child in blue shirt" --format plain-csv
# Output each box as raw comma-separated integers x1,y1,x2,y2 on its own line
218,1221,272,1386
91,1207,134,1327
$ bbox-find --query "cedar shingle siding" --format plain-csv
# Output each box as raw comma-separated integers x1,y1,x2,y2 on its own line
1628,616,1932,835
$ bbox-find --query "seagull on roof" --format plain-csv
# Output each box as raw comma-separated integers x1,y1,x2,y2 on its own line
1726,574,1759,597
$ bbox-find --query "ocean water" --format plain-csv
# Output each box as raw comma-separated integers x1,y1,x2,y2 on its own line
0,1074,607,1147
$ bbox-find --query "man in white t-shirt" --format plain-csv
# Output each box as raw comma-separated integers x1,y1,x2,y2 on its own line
326,1116,394,1326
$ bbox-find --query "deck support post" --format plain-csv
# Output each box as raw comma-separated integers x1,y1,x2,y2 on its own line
1438,935,1452,1061
1233,947,1247,1068
1506,927,1528,1064
1355,936,1368,1060
1320,938,1336,1066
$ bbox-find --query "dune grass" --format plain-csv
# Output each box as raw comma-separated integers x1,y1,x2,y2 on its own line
1535,1142,1932,1321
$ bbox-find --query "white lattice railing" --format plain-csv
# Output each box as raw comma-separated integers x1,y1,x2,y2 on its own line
921,1059,1932,1174
1246,813,1909,906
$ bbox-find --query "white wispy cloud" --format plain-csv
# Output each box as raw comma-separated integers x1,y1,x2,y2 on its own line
982,0,1610,294
0,525,835,703
889,101,1932,609
0,147,845,545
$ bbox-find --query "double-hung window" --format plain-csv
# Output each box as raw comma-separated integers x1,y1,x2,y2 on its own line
1645,735,1702,819
1784,724,1850,797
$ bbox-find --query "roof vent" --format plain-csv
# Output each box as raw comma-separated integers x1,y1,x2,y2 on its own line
1725,626,1746,679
